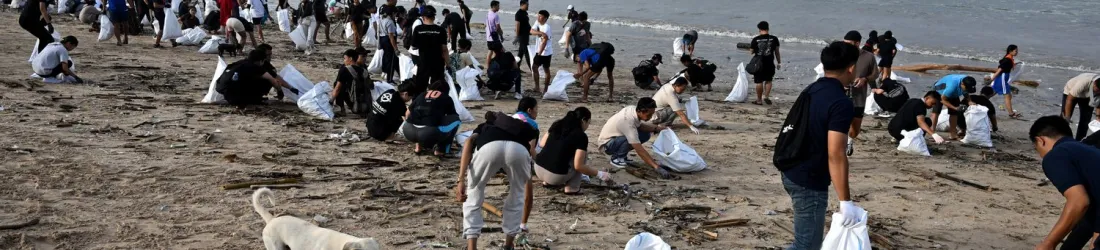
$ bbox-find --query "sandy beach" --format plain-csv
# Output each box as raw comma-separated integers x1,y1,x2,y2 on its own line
0,6,1073,250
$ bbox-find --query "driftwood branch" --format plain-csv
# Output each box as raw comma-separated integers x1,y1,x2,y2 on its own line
132,117,187,128
699,218,750,229
894,64,997,73
482,203,503,218
390,207,431,220
935,172,996,191
221,178,300,190
250,184,305,190
0,217,40,230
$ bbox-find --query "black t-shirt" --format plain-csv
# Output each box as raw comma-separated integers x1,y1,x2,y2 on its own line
750,34,780,62
968,95,996,116
366,89,407,137
312,0,325,16
535,131,588,174
1042,138,1100,228
891,99,929,130
473,123,538,151
515,9,530,37
998,57,1014,75
335,65,365,90
569,21,590,49
406,90,457,126
878,37,897,58
682,63,703,83
442,12,465,32
412,24,448,67
216,60,267,94
21,0,48,21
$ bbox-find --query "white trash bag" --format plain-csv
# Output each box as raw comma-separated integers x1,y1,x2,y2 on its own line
371,81,395,101
399,54,416,81
97,15,114,42
200,57,228,103
279,64,315,102
276,9,292,32
960,105,994,147
199,35,225,54
445,74,475,122
30,29,62,63
724,62,750,103
454,130,473,147
820,208,871,250
10,0,26,9
624,233,671,250
361,17,378,46
170,0,182,14
1090,120,1100,134
298,81,336,120
684,96,705,126
651,129,707,172
863,95,881,117
543,70,574,101
160,10,183,41
456,67,484,101
344,22,354,39
814,63,825,80
896,129,931,156
57,0,72,13
935,109,950,132
176,28,208,45
289,23,312,51
367,50,384,74
671,37,684,58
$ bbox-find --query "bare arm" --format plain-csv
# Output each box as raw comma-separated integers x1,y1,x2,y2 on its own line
536,31,547,55
675,110,692,128
1038,185,1090,249
59,62,78,78
40,2,50,23
1064,95,1077,120
572,150,598,176
441,44,450,68
827,131,851,201
916,115,935,136
331,81,343,99
775,49,783,65
941,95,959,111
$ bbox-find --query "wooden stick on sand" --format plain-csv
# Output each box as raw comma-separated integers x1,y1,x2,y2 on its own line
221,178,300,190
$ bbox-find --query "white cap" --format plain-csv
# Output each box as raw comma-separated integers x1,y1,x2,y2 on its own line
567,5,573,10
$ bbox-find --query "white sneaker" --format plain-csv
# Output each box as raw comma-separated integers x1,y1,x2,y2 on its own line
877,111,895,118
515,92,523,100
610,158,629,170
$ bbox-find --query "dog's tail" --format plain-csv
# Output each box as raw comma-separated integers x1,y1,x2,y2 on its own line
251,188,276,223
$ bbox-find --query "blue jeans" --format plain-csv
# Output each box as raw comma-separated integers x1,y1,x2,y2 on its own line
782,174,828,250
601,131,651,159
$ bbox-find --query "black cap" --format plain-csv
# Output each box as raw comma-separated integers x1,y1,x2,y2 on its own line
652,54,662,64
844,30,861,42
420,5,436,17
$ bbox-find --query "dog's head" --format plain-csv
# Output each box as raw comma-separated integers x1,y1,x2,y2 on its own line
342,238,380,250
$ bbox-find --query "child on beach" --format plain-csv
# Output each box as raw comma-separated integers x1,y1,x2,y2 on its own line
991,44,1020,118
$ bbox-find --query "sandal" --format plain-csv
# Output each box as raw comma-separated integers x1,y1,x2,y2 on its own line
153,44,164,48
764,98,773,105
751,100,763,105
1009,113,1023,119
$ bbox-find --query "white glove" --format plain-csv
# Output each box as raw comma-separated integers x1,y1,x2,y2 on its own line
839,201,863,227
689,126,700,134
596,171,611,181
932,133,945,144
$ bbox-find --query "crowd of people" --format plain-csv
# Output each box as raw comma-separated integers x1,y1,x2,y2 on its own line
17,0,1100,249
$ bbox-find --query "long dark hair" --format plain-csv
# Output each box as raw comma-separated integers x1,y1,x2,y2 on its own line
548,107,591,138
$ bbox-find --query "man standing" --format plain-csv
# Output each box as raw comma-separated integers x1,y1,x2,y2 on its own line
410,6,449,96
484,1,503,67
563,12,590,66
248,0,266,43
105,0,130,45
529,10,552,92
842,30,878,156
441,9,466,51
876,31,897,81
1062,73,1099,140
513,1,532,71
598,98,672,178
1030,116,1100,250
148,0,166,48
929,74,977,140
749,21,781,105
32,36,83,83
310,0,330,44
779,41,862,250
458,0,472,36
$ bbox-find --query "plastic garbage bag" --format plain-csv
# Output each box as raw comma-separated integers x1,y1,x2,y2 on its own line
371,81,394,101
367,50,384,74
289,23,312,51
278,64,315,102
1090,120,1100,134
200,57,228,103
276,9,291,32
160,10,183,41
863,95,881,117
29,28,62,63
344,22,353,39
543,70,574,101
820,208,871,250
672,37,684,58
960,105,994,147
195,3,204,24
456,67,484,101
10,0,26,9
724,62,750,102
444,74,475,122
814,63,825,80
935,109,950,132
399,54,415,81
624,233,671,250
651,129,707,172
199,35,225,54
97,15,113,42
897,129,931,156
170,0,181,14
57,0,72,13
685,96,705,126
361,17,378,46
297,81,335,120
454,130,473,147
176,28,208,45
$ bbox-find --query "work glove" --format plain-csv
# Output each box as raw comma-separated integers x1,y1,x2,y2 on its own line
288,88,300,95
689,126,700,134
839,201,864,227
596,171,611,182
654,166,672,179
932,133,945,144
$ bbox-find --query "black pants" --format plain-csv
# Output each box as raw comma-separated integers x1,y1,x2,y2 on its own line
889,117,931,141
449,28,467,51
414,64,445,97
1063,94,1095,141
40,60,73,78
515,38,531,70
380,38,398,83
1059,211,1099,250
19,17,53,53
401,115,461,154
221,81,273,107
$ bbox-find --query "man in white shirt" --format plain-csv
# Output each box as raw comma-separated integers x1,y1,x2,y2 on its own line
650,77,699,134
32,36,83,83
597,98,672,178
529,10,552,92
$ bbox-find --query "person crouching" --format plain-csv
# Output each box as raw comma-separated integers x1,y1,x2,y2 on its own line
215,49,300,108
402,80,461,157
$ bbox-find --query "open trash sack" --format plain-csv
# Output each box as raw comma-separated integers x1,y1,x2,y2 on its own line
298,81,335,120
671,37,685,58
820,208,871,250
896,129,931,156
624,232,672,250
289,22,316,51
399,54,416,81
199,36,225,54
97,15,113,42
367,49,385,74
724,62,750,103
651,129,706,172
160,10,183,41
456,67,484,101
279,64,315,102
684,96,705,126
200,57,228,103
444,74,475,122
935,109,950,132
276,9,292,32
863,95,881,116
960,105,994,147
543,70,574,101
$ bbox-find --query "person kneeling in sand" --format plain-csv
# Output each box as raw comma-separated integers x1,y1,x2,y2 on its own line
402,80,461,157
534,107,613,194
32,36,84,83
887,91,945,144
598,98,672,178
366,83,412,141
649,77,700,134
215,50,300,108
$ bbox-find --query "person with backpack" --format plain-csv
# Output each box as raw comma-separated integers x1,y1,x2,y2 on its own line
1029,116,1100,250
367,83,412,141
598,98,671,178
929,74,977,141
402,80,461,157
331,49,373,117
455,112,539,250
486,42,522,100
632,54,662,90
649,77,700,134
773,41,862,250
843,30,878,156
679,55,716,92
563,11,590,63
749,21,781,105
216,49,300,108
535,107,613,194
887,91,945,143
576,42,616,102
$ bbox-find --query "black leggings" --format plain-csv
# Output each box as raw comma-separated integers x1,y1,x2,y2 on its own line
380,38,398,83
1063,94,1095,141
401,115,461,154
449,28,467,52
20,17,53,53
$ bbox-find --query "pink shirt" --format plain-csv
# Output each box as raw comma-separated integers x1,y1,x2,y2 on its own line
486,11,500,41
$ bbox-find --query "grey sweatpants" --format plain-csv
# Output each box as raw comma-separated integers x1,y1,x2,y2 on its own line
463,141,531,239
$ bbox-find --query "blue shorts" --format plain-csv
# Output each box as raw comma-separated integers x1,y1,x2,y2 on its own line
991,73,1011,95
108,10,128,23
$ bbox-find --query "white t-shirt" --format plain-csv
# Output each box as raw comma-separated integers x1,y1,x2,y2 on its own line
379,18,397,37
32,42,70,76
652,83,684,111
249,0,265,19
532,22,553,56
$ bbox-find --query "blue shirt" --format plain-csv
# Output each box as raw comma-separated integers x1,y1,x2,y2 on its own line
513,111,538,130
782,78,855,191
107,0,127,12
1042,137,1100,231
934,74,968,99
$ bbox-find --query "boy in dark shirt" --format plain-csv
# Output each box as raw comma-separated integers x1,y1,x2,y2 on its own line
216,50,300,108
1030,116,1100,250
331,49,370,116
410,6,448,96
970,86,1000,132
749,21,781,105
887,91,945,143
876,31,897,82
514,0,531,70
367,83,411,141
402,80,460,156
441,9,466,51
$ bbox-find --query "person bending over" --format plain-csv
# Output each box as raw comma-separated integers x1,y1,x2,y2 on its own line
402,80,460,157
871,78,909,116
32,36,84,83
1029,116,1100,250
1062,73,1099,140
367,83,412,141
216,50,300,108
929,74,977,140
576,42,616,102
535,107,613,194
887,91,945,144
676,30,697,57
485,42,521,100
632,54,662,90
597,97,672,178
226,16,259,49
649,77,700,134
968,86,1000,132
79,1,101,32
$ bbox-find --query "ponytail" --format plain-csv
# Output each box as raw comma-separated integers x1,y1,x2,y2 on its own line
548,107,591,138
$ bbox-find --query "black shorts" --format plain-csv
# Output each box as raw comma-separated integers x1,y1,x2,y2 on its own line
532,55,551,69
571,46,585,59
931,96,962,116
314,11,329,23
153,8,165,30
752,62,775,84
252,17,265,25
878,56,894,68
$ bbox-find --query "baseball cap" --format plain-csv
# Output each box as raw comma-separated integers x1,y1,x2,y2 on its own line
567,5,573,10
652,54,662,64
844,30,862,42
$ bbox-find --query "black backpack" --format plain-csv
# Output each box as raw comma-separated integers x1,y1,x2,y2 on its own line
696,60,717,85
632,60,654,82
590,42,614,57
345,66,374,116
486,52,518,91
773,84,816,171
